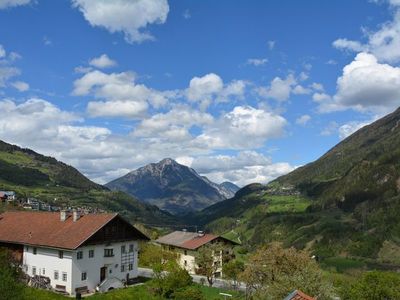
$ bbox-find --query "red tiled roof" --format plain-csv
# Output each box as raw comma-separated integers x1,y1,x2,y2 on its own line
156,231,235,250
284,290,315,300
0,211,118,250
180,234,218,250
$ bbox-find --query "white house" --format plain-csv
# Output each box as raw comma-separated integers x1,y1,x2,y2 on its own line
0,210,149,295
155,231,238,278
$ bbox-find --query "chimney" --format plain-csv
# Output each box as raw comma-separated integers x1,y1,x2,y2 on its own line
72,210,81,222
60,210,68,222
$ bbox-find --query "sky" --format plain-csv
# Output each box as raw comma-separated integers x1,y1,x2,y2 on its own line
0,0,400,186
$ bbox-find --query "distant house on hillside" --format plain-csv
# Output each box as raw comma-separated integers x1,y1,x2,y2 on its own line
284,290,315,300
0,210,149,296
155,230,238,278
0,191,15,202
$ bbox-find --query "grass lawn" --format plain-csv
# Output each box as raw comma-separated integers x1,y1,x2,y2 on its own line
321,257,366,273
22,280,244,300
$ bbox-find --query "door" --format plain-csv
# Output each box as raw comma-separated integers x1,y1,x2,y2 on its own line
100,267,106,282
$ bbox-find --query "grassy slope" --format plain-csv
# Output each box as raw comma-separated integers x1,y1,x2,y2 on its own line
23,281,243,300
0,140,176,225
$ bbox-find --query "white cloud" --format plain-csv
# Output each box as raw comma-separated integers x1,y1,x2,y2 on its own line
246,58,268,66
320,52,400,113
296,114,311,125
292,85,311,95
89,54,117,69
194,106,287,149
338,119,374,139
43,36,52,46
0,0,31,9
72,0,169,43
133,106,213,141
73,70,170,118
333,7,400,63
0,45,5,58
257,74,297,101
11,81,29,92
0,67,19,87
186,73,246,109
267,40,275,50
312,92,331,103
177,151,295,186
320,121,339,136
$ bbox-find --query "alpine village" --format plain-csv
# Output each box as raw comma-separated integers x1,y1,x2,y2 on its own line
1,1,400,300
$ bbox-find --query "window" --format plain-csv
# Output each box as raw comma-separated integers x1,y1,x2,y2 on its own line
129,244,134,253
128,264,133,271
58,251,64,259
32,266,37,276
89,250,94,258
184,250,187,255
54,271,59,280
121,265,125,272
121,245,126,254
77,251,83,260
33,247,37,255
104,249,114,257
42,268,45,275
81,272,87,281
62,272,67,282
184,260,187,266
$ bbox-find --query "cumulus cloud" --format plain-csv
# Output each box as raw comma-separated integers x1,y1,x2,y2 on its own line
319,52,400,113
89,54,117,69
333,5,400,63
11,81,29,91
73,70,170,118
194,106,287,149
246,58,268,66
0,45,24,89
186,73,246,109
296,115,311,125
133,106,213,141
338,119,374,139
72,0,169,43
256,74,297,101
178,151,295,186
0,0,31,9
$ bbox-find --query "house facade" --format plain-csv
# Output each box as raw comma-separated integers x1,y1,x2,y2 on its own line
155,231,237,278
0,210,149,295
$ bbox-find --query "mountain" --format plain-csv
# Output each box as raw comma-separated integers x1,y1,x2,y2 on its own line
192,107,400,267
106,158,238,214
0,140,176,225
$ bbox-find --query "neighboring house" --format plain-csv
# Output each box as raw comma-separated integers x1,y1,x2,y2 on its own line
0,191,15,202
284,290,315,300
0,210,149,295
155,231,238,278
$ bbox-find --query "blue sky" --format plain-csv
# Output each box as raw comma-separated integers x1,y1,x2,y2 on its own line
1,0,400,186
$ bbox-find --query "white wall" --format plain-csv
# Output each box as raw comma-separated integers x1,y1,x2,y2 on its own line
71,241,139,294
22,240,140,295
23,246,73,294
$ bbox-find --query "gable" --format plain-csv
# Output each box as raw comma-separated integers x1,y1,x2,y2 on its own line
81,215,149,246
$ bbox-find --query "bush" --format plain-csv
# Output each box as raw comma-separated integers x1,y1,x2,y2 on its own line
338,271,400,300
173,286,205,300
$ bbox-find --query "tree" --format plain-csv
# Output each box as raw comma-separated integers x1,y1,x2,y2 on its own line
139,243,177,268
239,243,333,300
339,271,400,300
223,259,244,289
149,261,194,299
195,243,223,286
0,248,24,300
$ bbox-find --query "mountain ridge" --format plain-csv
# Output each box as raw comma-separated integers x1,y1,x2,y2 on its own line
106,158,239,214
0,140,177,225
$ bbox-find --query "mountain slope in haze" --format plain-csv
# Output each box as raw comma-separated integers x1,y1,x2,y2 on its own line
275,107,400,211
106,158,239,214
194,107,400,266
0,140,176,225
